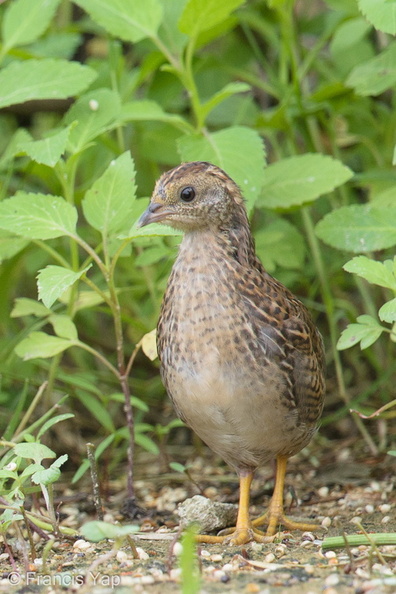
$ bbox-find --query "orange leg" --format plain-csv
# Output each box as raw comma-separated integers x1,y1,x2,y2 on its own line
252,455,321,535
196,471,271,545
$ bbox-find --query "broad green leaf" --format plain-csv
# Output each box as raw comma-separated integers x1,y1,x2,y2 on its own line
73,0,163,42
49,315,78,341
259,154,353,209
32,454,68,485
346,43,396,96
0,60,97,109
82,152,136,237
158,0,188,52
255,219,306,272
37,415,74,439
330,17,371,56
125,223,183,239
178,126,266,212
0,231,29,263
379,298,396,323
316,205,396,252
337,315,384,350
2,0,60,52
14,442,56,463
64,89,121,154
343,256,396,290
37,265,91,309
135,433,160,455
201,82,251,121
15,332,75,360
121,100,190,131
28,32,82,60
0,128,32,169
80,520,139,542
0,194,78,240
11,298,50,318
76,391,115,432
18,126,73,167
358,0,396,35
179,0,245,38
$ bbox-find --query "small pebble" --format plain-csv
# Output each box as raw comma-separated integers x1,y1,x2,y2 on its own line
200,549,211,557
318,486,329,497
136,547,149,560
304,564,314,574
324,551,337,559
274,544,287,558
213,569,227,581
169,568,181,579
73,539,92,551
302,531,315,541
210,554,223,562
222,563,233,572
245,583,260,593
264,552,276,563
350,516,362,525
325,574,340,587
173,542,183,556
364,504,374,513
379,503,391,513
116,550,128,563
141,575,155,585
381,515,390,524
322,516,332,528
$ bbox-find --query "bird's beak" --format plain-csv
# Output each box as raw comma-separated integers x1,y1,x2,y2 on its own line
137,202,174,228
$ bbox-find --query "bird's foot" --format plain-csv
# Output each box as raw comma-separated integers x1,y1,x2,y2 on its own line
252,510,322,536
196,525,275,545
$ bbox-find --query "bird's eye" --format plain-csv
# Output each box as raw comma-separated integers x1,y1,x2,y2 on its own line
180,186,196,202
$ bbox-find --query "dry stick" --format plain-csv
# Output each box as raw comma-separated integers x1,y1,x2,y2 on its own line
86,443,104,521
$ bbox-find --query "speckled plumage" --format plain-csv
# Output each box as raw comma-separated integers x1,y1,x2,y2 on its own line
138,161,325,544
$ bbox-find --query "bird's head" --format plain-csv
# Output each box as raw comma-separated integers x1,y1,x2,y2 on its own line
137,161,246,232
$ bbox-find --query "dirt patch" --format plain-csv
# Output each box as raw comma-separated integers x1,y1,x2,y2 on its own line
1,444,395,593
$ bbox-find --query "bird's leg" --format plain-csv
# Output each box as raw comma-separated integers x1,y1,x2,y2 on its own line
252,455,321,535
195,471,271,545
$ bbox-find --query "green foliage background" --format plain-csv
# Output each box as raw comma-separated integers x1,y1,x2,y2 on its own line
0,0,395,484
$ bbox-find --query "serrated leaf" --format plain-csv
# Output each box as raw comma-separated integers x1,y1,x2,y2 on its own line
121,100,190,131
0,59,97,109
14,442,56,463
330,17,371,56
15,332,74,360
343,256,396,290
2,0,61,52
255,219,306,272
201,82,251,121
49,315,78,340
178,126,266,212
357,0,396,35
141,329,158,361
32,454,67,485
379,298,396,323
0,194,78,240
259,154,353,209
346,43,396,96
179,0,245,38
124,223,183,239
64,88,121,154
18,126,72,167
82,152,136,237
11,298,50,318
37,265,91,309
80,520,139,542
316,205,396,252
337,320,384,350
74,0,163,42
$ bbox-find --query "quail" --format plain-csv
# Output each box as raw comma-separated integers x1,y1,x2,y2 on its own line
138,161,325,545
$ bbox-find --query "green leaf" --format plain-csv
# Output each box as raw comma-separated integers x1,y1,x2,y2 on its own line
15,332,74,360
18,126,73,167
178,126,266,212
346,43,396,96
169,461,187,474
343,256,396,290
124,223,183,239
179,0,245,38
0,193,78,240
259,154,353,209
255,219,306,272
32,454,68,485
330,17,371,56
14,442,56,463
379,298,396,323
80,520,139,542
1,0,61,52
357,0,396,35
74,0,163,42
76,391,115,433
134,433,159,455
0,231,29,263
37,265,91,309
316,205,396,252
82,152,136,237
337,315,384,350
0,59,97,109
11,298,50,318
201,82,251,121
121,100,190,131
64,88,121,154
49,315,78,341
37,415,74,439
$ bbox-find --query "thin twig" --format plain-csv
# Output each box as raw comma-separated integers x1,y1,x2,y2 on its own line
86,442,104,520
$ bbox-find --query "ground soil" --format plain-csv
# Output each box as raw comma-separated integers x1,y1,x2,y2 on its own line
0,440,395,593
